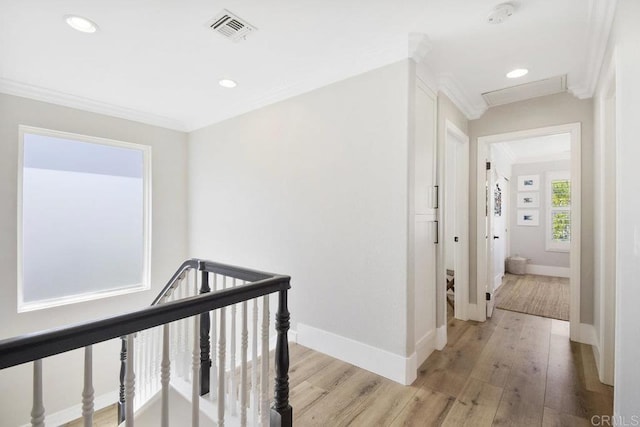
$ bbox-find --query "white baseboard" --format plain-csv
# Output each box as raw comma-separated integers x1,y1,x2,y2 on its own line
493,274,503,291
576,323,611,386
467,303,485,321
575,322,598,346
20,390,118,427
415,330,436,367
288,329,298,343
435,325,447,350
297,323,417,385
526,264,571,278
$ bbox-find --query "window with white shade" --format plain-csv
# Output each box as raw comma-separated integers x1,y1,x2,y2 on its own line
546,171,570,252
18,126,151,312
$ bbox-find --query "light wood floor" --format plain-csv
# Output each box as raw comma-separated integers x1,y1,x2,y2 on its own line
290,309,612,426
63,404,118,427
66,309,612,426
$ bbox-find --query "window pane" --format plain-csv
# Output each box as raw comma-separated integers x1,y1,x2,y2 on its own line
552,211,571,241
551,179,570,207
19,128,150,311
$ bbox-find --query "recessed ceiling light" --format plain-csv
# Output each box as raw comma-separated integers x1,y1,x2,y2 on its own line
218,79,237,88
65,15,98,33
507,68,529,79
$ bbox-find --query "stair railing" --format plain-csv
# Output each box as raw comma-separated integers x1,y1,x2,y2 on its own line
0,259,292,427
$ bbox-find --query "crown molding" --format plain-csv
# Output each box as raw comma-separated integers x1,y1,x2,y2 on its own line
437,73,487,120
0,78,188,132
568,0,618,99
408,33,433,64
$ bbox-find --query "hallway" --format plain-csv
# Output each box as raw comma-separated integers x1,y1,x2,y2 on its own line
289,309,613,426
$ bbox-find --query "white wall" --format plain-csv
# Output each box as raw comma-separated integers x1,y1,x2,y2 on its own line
510,160,571,268
468,93,594,323
0,93,188,426
605,0,640,417
188,62,410,360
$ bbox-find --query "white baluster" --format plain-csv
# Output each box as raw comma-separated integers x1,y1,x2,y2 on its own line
260,295,270,427
125,334,136,427
241,301,248,426
229,279,238,416
192,314,200,427
161,324,171,427
133,333,140,409
171,281,179,374
31,359,44,427
177,277,186,378
82,346,94,427
143,331,150,404
150,330,155,398
154,326,161,395
210,274,218,398
185,273,192,378
252,298,259,426
218,278,227,427
230,297,237,416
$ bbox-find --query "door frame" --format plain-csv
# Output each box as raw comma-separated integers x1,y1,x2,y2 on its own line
595,52,616,385
441,120,470,323
475,123,581,342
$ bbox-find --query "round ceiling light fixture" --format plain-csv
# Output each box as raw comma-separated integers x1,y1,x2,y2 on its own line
487,3,515,24
506,68,529,79
218,79,238,88
65,15,98,33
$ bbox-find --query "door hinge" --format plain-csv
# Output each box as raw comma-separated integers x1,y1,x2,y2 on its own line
434,221,439,244
486,161,491,170
486,292,491,301
434,185,439,209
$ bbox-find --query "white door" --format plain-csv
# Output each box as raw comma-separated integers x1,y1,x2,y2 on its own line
443,123,469,321
492,173,507,291
486,161,495,318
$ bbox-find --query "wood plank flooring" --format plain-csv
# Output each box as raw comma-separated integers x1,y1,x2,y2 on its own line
62,404,118,427
66,309,612,426
292,309,612,426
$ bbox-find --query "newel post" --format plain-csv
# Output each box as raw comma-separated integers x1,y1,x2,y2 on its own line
199,269,212,396
270,289,292,427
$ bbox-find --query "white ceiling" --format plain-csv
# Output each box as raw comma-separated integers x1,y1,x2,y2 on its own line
494,133,571,164
0,0,615,131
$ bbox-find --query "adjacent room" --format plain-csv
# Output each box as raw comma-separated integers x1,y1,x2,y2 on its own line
491,133,573,321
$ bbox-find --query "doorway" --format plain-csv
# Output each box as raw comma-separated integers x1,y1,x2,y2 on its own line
442,120,469,327
488,135,572,320
476,123,581,340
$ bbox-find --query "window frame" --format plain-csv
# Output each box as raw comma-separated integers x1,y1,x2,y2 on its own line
545,170,571,252
17,125,152,312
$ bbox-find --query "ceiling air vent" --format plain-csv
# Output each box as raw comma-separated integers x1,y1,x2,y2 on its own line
207,9,257,42
482,75,567,107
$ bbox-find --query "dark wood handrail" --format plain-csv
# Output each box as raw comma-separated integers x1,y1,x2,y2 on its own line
0,275,290,370
151,258,277,305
